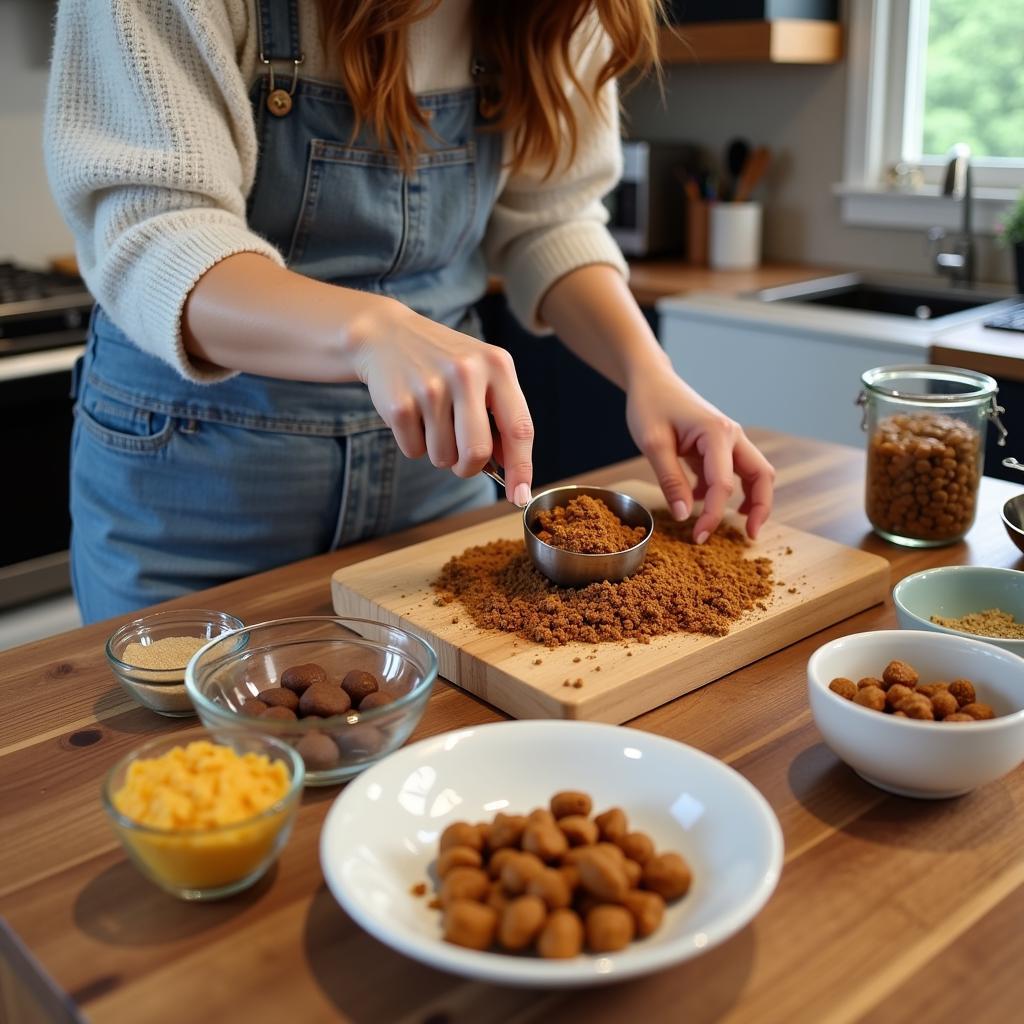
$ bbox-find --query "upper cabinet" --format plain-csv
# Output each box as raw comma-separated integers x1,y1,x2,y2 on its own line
658,19,843,65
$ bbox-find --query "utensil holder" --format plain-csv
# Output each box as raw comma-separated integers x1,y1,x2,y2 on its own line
709,202,762,270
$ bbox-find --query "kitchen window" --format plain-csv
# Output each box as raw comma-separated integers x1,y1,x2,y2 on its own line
837,0,1022,231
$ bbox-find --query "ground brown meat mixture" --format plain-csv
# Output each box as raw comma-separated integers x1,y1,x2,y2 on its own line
532,495,648,555
434,513,774,646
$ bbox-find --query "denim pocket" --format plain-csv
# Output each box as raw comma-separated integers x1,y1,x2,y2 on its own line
76,390,176,454
286,139,477,279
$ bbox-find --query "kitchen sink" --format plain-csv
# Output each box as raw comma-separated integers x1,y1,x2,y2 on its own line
755,272,1014,327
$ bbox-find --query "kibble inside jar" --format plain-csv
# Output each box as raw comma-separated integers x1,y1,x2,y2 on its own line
865,412,981,544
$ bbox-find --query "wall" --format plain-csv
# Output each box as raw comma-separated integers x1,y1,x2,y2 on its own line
623,53,1012,284
0,0,73,268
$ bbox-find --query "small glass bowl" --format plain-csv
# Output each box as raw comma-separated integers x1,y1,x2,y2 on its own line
106,609,245,717
101,728,304,900
185,617,437,785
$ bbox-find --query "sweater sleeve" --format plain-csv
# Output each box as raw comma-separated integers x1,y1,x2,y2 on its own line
44,0,283,383
483,23,628,336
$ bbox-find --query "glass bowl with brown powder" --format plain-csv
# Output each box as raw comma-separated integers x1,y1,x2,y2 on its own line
106,609,244,717
523,486,654,587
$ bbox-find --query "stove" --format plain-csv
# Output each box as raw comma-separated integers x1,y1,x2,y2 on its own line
0,262,94,609
0,262,94,356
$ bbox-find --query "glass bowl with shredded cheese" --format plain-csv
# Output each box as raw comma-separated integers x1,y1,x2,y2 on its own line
106,610,245,717
101,728,303,900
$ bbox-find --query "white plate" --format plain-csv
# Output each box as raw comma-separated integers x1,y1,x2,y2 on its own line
319,721,783,987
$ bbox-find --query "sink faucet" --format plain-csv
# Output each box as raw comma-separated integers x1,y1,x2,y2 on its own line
930,143,974,287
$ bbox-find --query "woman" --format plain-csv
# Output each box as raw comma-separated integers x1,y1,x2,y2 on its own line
45,0,774,623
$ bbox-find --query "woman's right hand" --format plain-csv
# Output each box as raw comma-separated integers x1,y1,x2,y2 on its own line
349,296,535,507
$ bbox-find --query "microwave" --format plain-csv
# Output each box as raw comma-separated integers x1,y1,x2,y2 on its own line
606,140,696,257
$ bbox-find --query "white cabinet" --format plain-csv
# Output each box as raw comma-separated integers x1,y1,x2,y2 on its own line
656,294,931,448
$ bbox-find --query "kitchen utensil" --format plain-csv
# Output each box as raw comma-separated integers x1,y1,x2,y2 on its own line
725,137,750,201
319,720,783,987
709,201,762,270
1002,494,1024,554
1003,456,1024,473
102,728,304,900
807,629,1024,799
733,145,771,203
892,565,1024,657
185,616,437,785
483,464,653,587
331,479,890,723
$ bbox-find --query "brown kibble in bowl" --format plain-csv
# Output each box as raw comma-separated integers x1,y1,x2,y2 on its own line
295,730,339,771
885,684,914,709
437,846,484,878
498,894,547,951
487,848,519,880
358,690,396,712
594,807,628,842
615,831,654,865
488,812,528,851
522,819,569,862
299,681,351,718
558,815,599,847
961,702,995,720
915,683,948,700
930,691,960,719
259,705,297,722
895,695,934,720
440,822,485,854
576,849,629,903
526,868,572,910
853,686,886,712
537,908,584,959
239,698,268,717
622,890,666,938
341,669,379,704
260,686,299,712
280,662,328,693
443,900,498,951
829,677,857,700
550,791,592,819
857,677,884,690
440,866,489,907
585,905,635,953
882,659,919,689
948,679,976,707
500,851,547,895
944,713,975,722
643,852,692,901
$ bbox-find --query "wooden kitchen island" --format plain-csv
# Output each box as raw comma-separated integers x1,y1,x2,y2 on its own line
1,430,1022,1024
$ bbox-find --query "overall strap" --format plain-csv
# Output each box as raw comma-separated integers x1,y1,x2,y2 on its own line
257,0,302,62
255,0,303,116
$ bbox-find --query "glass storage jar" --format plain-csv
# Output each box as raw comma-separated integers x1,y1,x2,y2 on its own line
859,365,1007,547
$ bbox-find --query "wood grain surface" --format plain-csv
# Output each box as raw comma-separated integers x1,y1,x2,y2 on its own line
332,479,888,722
1,430,1022,1024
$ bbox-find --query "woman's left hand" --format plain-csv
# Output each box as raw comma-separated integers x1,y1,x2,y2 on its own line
625,371,775,543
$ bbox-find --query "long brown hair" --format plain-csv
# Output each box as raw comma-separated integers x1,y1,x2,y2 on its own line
313,0,662,175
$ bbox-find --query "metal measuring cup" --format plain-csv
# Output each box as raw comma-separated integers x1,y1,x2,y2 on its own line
483,464,654,587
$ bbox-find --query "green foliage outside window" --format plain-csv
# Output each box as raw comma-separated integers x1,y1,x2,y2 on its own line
922,0,1024,159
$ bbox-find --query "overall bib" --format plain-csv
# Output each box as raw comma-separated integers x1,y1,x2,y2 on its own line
70,0,502,622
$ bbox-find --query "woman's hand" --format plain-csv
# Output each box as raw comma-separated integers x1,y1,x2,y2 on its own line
625,370,774,542
350,297,535,507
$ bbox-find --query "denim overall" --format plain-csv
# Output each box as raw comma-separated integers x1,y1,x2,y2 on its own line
69,0,502,622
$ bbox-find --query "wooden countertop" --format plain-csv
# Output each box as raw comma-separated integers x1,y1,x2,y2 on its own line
933,320,1024,385
1,430,1022,1024
485,261,829,308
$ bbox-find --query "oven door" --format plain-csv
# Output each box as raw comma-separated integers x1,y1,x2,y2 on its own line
0,346,82,608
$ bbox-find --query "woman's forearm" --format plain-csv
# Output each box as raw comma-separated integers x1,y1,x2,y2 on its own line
537,264,671,389
182,252,382,381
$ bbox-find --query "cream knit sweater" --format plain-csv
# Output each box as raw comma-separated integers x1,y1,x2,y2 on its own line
44,0,627,383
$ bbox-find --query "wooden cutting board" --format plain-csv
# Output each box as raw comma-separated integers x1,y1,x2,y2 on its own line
331,480,889,723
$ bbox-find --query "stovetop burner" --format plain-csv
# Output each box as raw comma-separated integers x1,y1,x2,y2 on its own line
0,261,95,356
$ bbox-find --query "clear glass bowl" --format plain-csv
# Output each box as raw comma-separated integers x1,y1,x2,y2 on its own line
101,728,304,900
105,609,245,717
185,617,438,786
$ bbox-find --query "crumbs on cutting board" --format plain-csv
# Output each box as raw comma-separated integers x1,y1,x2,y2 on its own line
573,656,581,663
533,658,543,666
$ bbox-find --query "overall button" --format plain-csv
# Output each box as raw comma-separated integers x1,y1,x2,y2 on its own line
267,89,293,116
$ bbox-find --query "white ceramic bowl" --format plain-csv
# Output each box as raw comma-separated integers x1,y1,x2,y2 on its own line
892,565,1024,657
319,721,783,988
808,629,1024,799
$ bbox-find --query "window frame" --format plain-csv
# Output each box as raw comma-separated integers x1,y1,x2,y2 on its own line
837,0,1019,232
